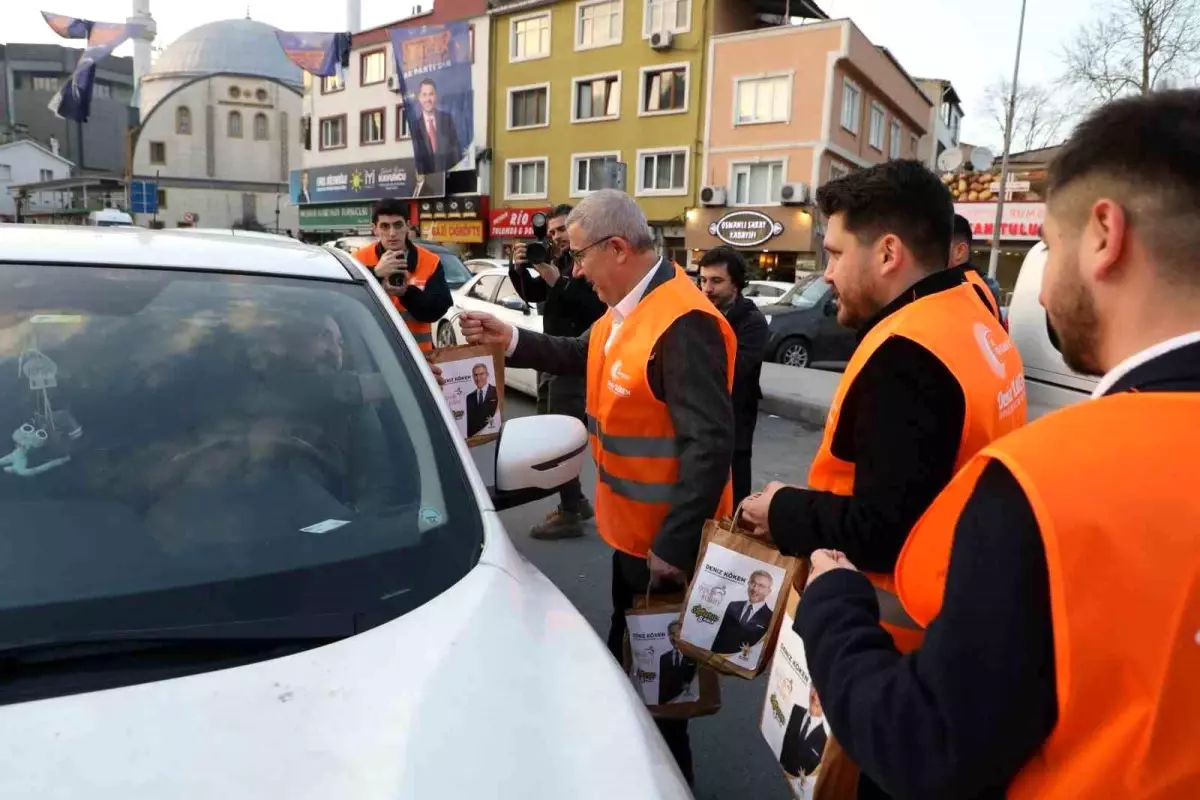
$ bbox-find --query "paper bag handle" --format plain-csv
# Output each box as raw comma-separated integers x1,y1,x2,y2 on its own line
729,500,748,533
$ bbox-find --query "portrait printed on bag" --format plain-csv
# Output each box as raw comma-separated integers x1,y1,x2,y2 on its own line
681,543,786,668
430,344,504,446
627,611,701,707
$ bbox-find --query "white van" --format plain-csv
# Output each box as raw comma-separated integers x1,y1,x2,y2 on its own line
86,209,134,227
1008,243,1098,412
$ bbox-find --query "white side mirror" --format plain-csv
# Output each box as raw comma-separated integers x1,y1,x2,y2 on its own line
491,415,588,510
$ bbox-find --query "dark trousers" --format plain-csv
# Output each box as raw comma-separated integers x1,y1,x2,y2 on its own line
537,372,587,512
732,448,753,509
607,550,693,785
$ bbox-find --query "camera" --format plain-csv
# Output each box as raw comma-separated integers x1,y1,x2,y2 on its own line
518,212,551,266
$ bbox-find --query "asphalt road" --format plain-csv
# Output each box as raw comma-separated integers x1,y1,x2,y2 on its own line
472,394,823,800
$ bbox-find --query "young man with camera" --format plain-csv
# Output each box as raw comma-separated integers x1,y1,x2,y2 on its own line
508,204,607,540
353,198,453,353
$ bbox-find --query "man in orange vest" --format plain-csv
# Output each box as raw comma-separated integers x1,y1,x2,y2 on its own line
950,212,1005,319
740,160,1026,656
353,198,452,353
797,90,1200,798
460,189,737,786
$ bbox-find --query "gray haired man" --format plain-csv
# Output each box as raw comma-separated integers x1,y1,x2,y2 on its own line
461,189,737,786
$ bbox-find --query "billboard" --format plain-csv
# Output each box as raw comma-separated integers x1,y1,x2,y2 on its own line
289,158,444,205
391,22,474,178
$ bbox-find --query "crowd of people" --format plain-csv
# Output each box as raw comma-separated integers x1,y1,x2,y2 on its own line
365,89,1199,798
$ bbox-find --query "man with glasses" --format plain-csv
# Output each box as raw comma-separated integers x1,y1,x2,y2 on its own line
353,198,452,354
461,189,737,787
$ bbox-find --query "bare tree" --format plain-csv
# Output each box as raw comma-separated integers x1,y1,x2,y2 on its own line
1061,0,1200,103
979,79,1066,154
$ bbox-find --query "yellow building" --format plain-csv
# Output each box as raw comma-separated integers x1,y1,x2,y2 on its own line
486,0,828,262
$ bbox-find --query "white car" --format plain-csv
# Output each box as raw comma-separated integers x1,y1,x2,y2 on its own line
324,235,376,254
743,280,794,307
443,267,543,397
465,257,509,275
0,224,690,800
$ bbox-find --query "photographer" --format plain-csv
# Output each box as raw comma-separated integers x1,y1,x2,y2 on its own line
353,198,452,353
509,204,606,540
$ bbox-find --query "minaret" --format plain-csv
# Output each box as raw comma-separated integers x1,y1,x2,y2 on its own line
347,0,362,33
127,0,157,87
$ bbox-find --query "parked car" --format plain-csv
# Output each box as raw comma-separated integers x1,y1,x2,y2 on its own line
465,257,509,275
440,267,542,396
762,276,857,369
173,227,297,242
324,235,375,254
0,224,691,800
742,280,793,307
86,209,134,227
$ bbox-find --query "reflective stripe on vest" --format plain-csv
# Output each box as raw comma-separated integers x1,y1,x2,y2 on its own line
897,393,1200,798
585,265,737,558
962,268,1001,319
808,282,1026,652
354,242,439,353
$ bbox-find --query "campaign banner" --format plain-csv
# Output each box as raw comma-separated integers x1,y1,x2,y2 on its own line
274,31,351,79
41,12,144,123
289,159,444,205
391,22,474,177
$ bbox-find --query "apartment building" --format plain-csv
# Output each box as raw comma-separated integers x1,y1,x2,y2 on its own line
487,0,829,262
297,0,490,241
914,76,963,169
690,19,931,279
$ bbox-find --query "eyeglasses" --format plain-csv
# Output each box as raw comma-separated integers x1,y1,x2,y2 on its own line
569,235,615,262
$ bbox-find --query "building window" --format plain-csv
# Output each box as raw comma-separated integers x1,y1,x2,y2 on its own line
841,79,861,133
149,141,166,165
256,88,268,102
869,103,885,150
573,73,621,122
176,106,192,135
157,189,168,210
360,108,385,145
732,161,784,206
39,168,54,182
254,113,269,141
911,134,919,155
511,11,551,61
571,152,620,196
0,165,11,181
640,64,688,116
93,82,111,100
319,115,347,150
228,111,243,138
637,148,688,196
229,86,242,99
32,75,58,92
735,75,791,125
322,73,344,93
360,50,386,86
509,84,550,130
829,161,851,182
395,105,411,140
577,0,622,50
506,158,548,200
644,0,691,35
889,120,902,159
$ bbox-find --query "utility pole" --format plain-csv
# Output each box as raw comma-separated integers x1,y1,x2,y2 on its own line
988,0,1028,280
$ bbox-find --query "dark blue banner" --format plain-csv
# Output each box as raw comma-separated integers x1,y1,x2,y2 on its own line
41,12,141,123
274,31,351,79
391,22,474,178
289,158,445,206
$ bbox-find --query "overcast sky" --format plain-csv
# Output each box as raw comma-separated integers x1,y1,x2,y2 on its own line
8,0,1095,147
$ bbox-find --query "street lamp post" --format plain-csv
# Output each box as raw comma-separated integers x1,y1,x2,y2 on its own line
988,0,1028,280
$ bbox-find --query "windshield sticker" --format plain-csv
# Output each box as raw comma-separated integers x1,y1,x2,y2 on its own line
419,507,444,526
300,519,351,534
29,314,86,324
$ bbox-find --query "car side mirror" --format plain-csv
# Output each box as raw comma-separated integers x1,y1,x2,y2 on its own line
490,415,588,511
499,295,529,314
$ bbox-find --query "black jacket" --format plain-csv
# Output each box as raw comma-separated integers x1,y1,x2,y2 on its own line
657,649,698,705
780,708,829,777
710,599,773,655
724,294,769,453
508,253,606,338
465,384,499,437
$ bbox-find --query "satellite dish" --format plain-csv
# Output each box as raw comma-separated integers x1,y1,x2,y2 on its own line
971,147,995,172
937,148,964,173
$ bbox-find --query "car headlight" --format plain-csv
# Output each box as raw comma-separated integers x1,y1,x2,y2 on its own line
763,315,773,325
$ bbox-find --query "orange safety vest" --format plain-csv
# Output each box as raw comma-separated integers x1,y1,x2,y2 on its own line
808,282,1026,652
895,394,1200,798
586,265,738,559
354,242,440,352
962,268,1001,319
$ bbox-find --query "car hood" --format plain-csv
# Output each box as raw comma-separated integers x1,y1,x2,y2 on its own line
0,514,690,800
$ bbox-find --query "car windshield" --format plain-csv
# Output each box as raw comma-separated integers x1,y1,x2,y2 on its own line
784,276,829,308
0,263,481,704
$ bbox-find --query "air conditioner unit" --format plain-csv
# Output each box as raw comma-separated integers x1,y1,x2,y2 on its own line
780,182,809,205
699,186,727,207
649,30,674,50
386,74,403,93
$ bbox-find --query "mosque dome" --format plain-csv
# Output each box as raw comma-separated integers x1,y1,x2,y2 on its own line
145,18,303,88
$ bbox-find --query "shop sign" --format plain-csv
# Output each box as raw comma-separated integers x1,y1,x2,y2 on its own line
955,202,1045,241
708,210,784,248
299,203,373,230
419,195,482,219
288,158,445,205
421,219,485,243
490,206,550,238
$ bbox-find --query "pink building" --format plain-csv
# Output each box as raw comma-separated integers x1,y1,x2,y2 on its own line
688,19,932,279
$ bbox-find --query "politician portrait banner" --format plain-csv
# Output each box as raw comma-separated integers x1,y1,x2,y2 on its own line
289,158,444,205
390,22,474,178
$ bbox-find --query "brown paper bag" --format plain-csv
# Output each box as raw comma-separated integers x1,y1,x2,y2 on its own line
622,595,722,720
759,587,861,799
675,517,805,679
428,343,506,447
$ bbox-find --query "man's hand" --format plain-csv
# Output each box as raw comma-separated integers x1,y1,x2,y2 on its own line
534,260,561,286
740,480,788,537
426,359,446,387
459,311,514,347
807,549,858,587
648,550,686,588
375,250,410,297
